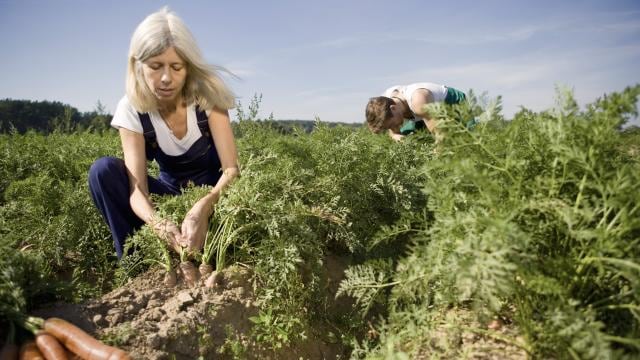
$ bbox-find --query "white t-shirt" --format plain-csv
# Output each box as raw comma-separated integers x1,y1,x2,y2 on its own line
383,82,448,114
111,96,208,156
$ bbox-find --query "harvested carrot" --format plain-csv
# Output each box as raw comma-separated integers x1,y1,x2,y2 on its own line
179,261,199,287
18,341,43,360
198,263,213,277
35,332,67,360
42,318,130,360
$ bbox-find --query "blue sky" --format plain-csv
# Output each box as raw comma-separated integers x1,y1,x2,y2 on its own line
1,0,639,124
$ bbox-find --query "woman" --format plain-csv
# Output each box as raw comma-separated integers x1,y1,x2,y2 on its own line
89,7,239,259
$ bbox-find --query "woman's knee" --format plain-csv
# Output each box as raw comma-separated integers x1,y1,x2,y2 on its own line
89,157,126,186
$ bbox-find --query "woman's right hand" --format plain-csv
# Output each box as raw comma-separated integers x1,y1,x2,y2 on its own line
151,218,185,253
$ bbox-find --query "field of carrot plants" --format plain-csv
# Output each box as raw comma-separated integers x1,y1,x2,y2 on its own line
1,85,639,359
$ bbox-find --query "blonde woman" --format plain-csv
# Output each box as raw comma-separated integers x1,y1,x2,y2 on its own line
89,7,239,259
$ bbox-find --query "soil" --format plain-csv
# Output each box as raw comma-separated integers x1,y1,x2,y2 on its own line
33,254,528,359
34,263,348,359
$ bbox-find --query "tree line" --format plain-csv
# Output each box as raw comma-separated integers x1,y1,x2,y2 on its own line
0,98,362,135
0,99,111,133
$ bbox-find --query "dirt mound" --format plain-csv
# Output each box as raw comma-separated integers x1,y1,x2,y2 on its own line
35,264,346,359
32,255,527,359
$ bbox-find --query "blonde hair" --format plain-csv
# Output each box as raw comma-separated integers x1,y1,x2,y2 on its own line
126,7,236,113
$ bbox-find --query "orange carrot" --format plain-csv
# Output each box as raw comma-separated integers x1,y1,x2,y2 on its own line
179,261,199,287
35,332,67,360
63,350,81,360
42,318,130,360
199,263,213,278
18,341,43,360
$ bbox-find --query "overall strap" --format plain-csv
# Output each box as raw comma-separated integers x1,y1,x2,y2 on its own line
138,112,159,150
195,106,212,141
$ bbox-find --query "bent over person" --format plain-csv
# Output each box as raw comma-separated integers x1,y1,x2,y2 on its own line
365,82,467,141
89,7,239,259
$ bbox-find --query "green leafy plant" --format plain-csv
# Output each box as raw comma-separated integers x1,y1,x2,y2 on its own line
202,215,240,272
249,308,306,351
341,85,640,359
3,86,638,359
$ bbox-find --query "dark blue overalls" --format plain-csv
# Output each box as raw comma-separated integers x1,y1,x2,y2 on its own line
88,107,222,259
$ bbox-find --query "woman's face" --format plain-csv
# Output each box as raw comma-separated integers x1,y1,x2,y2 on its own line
141,46,187,104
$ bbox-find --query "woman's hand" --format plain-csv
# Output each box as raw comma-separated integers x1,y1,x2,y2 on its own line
151,218,185,253
181,192,219,252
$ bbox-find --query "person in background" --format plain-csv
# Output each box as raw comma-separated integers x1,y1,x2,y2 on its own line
365,82,468,141
88,7,239,259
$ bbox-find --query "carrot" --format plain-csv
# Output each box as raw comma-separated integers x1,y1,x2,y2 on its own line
18,341,43,360
63,350,81,360
198,263,213,278
179,261,199,287
35,332,67,360
42,318,131,360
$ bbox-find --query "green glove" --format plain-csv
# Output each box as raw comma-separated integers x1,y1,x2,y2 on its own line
444,87,467,104
400,119,417,135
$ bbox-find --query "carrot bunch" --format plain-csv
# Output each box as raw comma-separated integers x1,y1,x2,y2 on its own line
8,317,131,360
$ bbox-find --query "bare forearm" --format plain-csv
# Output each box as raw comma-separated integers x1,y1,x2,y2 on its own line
213,167,239,194
129,187,157,224
201,167,240,216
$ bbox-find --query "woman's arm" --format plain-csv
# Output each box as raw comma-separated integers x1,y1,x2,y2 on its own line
208,107,240,199
181,107,240,252
119,128,154,222
411,89,442,140
191,107,240,215
119,128,183,251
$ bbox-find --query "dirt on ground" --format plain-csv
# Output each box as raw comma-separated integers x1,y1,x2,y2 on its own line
34,263,348,359
33,254,529,360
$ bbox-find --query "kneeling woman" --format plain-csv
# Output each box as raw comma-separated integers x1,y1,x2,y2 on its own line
89,8,239,259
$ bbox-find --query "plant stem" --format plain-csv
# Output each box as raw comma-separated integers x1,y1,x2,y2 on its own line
574,174,587,211
603,335,640,350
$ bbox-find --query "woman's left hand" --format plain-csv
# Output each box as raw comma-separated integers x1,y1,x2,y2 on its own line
181,192,220,253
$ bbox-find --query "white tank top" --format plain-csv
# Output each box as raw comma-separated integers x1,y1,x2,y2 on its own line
383,82,448,114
